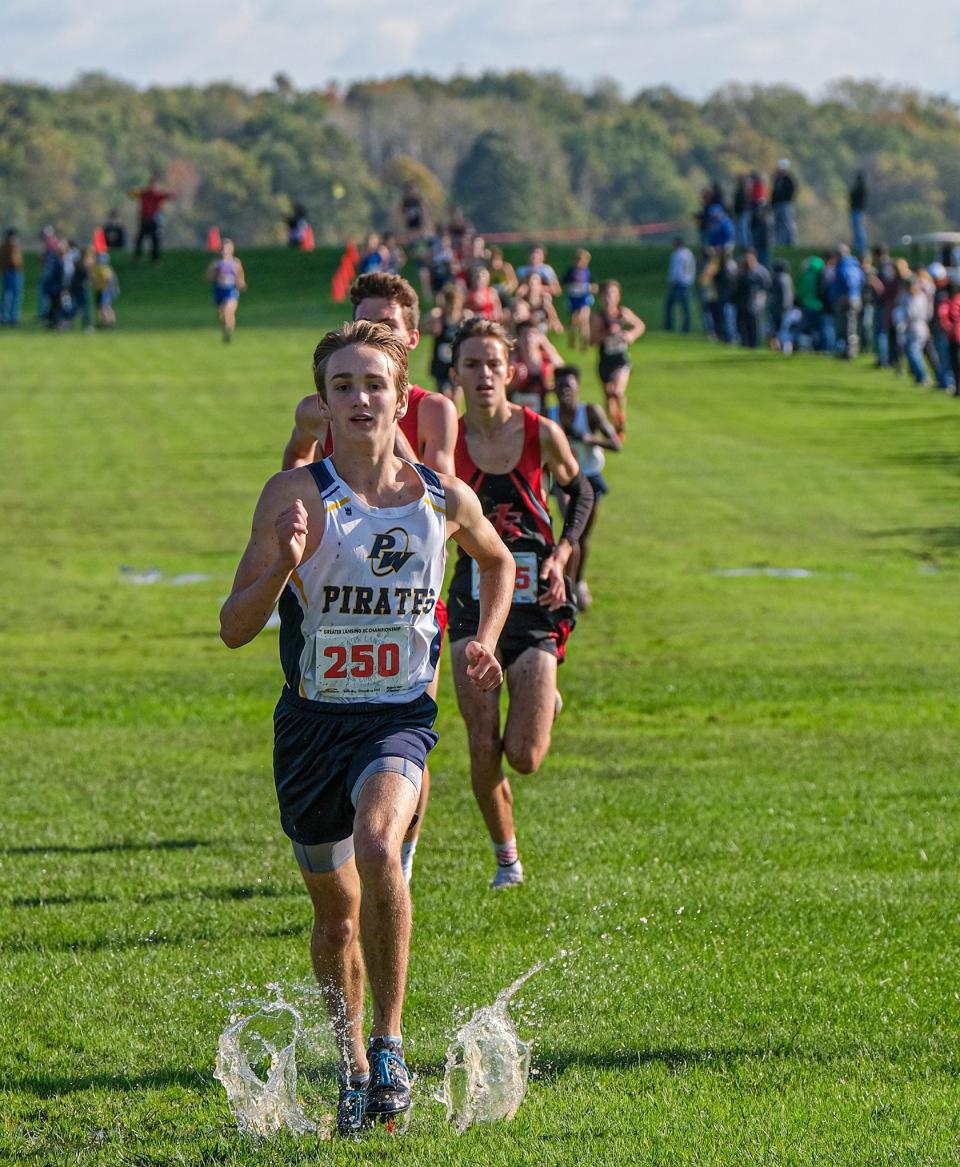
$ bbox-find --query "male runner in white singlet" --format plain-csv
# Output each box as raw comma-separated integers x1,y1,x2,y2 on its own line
282,272,458,881
221,321,513,1135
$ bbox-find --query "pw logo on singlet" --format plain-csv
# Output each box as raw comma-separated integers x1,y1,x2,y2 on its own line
368,528,414,576
489,503,525,542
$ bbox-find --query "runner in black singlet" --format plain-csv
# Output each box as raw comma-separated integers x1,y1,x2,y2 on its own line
590,279,645,436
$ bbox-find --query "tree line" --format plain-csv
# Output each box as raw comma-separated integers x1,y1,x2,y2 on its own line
1,71,957,247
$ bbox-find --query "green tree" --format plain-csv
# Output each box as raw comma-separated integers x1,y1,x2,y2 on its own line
452,132,540,233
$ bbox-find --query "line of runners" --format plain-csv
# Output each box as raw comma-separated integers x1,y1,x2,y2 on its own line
220,263,641,1135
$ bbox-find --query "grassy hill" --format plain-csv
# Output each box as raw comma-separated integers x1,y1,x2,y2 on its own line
1,246,958,1166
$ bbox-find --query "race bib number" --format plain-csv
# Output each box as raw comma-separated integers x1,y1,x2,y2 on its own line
313,625,411,697
472,551,538,604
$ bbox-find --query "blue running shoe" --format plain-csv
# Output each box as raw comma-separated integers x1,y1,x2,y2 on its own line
337,1072,370,1136
365,1038,412,1125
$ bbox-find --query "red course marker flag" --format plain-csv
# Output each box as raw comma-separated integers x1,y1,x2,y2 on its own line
207,226,222,252
92,227,107,253
330,240,358,302
331,266,348,303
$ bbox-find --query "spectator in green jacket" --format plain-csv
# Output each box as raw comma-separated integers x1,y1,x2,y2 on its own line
796,255,825,350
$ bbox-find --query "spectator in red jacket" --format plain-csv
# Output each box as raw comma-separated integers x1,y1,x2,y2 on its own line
936,280,960,397
129,175,174,263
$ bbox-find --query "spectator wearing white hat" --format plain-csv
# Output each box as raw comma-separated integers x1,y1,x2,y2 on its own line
771,159,797,246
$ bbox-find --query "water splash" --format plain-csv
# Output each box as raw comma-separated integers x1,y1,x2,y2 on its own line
442,961,543,1132
214,995,320,1138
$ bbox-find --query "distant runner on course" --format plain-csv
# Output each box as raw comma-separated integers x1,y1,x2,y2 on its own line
206,239,246,343
591,279,645,436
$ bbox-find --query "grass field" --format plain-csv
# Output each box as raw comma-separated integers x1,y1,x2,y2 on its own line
2,244,959,1166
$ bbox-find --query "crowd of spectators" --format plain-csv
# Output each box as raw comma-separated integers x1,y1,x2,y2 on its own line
666,163,959,397
668,232,960,397
1,224,119,332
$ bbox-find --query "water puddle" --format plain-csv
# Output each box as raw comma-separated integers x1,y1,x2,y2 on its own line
214,995,325,1138
119,565,212,585
713,566,813,578
215,935,623,1139
442,960,543,1132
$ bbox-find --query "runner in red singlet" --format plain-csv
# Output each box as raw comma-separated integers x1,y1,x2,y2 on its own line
465,266,502,323
507,320,562,414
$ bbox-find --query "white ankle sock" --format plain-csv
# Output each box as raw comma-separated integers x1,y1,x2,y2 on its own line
492,837,518,866
400,838,417,883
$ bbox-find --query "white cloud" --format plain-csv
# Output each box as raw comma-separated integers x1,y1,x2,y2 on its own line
1,0,959,102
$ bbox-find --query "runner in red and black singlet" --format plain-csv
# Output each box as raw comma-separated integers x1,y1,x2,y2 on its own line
515,270,564,335
280,272,458,883
465,266,502,323
447,318,595,890
449,407,560,645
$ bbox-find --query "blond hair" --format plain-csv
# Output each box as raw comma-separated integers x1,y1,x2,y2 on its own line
312,320,409,402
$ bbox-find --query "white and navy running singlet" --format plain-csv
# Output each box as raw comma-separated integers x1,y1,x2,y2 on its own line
278,458,447,705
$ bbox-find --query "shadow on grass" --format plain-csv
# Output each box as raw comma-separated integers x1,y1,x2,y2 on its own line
12,893,112,908
891,450,960,471
143,884,300,905
10,884,300,909
781,395,903,410
2,924,305,953
865,525,960,553
5,1067,213,1098
1,838,212,856
374,1045,823,1086
529,1045,828,1080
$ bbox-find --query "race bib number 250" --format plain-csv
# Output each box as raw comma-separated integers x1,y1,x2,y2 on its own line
313,625,411,697
472,551,539,604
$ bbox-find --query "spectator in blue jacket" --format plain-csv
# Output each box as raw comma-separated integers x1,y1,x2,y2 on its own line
664,237,696,332
704,203,735,252
831,245,865,359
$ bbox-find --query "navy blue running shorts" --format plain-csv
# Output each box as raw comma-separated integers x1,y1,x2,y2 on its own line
273,691,438,866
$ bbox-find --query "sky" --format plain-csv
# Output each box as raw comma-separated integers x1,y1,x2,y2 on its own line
4,0,960,103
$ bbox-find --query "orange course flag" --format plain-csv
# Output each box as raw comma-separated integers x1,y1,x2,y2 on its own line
92,227,108,253
331,265,348,302
300,223,315,252
207,226,222,252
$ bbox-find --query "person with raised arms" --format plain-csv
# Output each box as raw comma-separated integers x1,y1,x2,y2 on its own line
282,272,459,883
447,319,594,889
221,320,513,1135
